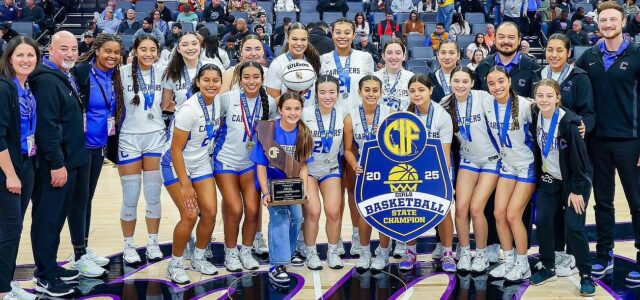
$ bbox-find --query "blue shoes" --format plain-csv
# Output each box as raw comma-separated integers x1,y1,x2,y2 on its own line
591,251,614,276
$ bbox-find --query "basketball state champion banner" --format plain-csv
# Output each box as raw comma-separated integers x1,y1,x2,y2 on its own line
355,111,453,243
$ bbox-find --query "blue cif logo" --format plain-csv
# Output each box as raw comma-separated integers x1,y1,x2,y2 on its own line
355,112,453,243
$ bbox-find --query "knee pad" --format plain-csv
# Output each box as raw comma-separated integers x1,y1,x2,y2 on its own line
143,170,162,219
120,174,142,221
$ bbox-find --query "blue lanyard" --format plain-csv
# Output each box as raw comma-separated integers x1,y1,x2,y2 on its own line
546,64,570,84
14,78,35,132
437,69,451,95
359,105,380,141
333,50,352,82
43,58,80,97
455,94,473,142
386,69,401,94
315,107,336,153
90,63,115,116
414,103,435,132
138,66,155,110
197,93,215,140
541,108,560,158
493,98,512,147
182,61,202,98
240,92,261,140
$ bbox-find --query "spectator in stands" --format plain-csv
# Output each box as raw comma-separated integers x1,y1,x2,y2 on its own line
484,23,496,47
117,9,141,35
234,18,252,41
375,11,401,42
391,0,416,13
316,0,348,20
85,20,98,37
624,0,640,15
354,12,370,36
39,0,56,19
556,0,570,12
166,22,182,49
254,12,272,35
204,0,226,25
370,0,392,13
224,35,238,60
0,23,16,42
275,0,299,12
466,32,490,58
501,0,528,30
568,19,590,45
155,0,173,23
520,40,534,57
177,0,201,13
403,11,425,38
449,12,471,38
248,0,265,24
460,0,484,14
355,34,380,65
437,0,455,31
571,6,586,23
228,0,250,12
151,9,169,36
417,0,435,12
177,4,199,24
541,0,562,35
97,6,121,34
133,17,165,47
202,34,230,68
625,11,640,36
273,17,291,46
548,9,570,35
0,0,18,23
100,0,123,20
79,30,93,55
582,11,598,33
20,0,46,34
467,48,485,70
525,0,541,35
424,22,449,51
254,24,270,47
308,21,334,55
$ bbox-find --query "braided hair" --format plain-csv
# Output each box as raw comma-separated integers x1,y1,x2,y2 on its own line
238,61,270,120
129,34,160,107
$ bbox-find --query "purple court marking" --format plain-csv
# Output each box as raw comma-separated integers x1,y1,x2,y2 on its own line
111,270,245,293
77,294,122,300
388,272,451,300
283,273,306,300
593,277,622,300
321,267,356,299
191,286,236,299
514,281,530,299
441,273,456,299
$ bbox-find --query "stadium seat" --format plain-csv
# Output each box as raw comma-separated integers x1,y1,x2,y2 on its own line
347,1,363,13
230,11,249,21
180,22,195,32
135,12,146,21
380,34,393,46
410,65,431,75
134,1,155,13
116,1,132,12
300,12,321,24
275,11,297,25
203,22,219,36
300,1,316,13
456,35,476,50
121,34,134,51
471,23,487,34
573,45,590,59
274,45,283,56
465,12,485,24
460,58,470,66
419,12,437,23
411,46,434,60
11,22,33,36
324,12,343,23
372,12,386,24
164,1,178,11
406,59,427,69
396,12,411,24
407,34,426,48
425,23,437,34
346,12,357,20
574,3,592,13
260,1,274,21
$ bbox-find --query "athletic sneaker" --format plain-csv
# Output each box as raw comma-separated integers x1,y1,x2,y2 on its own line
432,243,443,260
350,233,362,257
457,248,472,271
305,249,323,270
399,249,417,271
336,239,345,256
591,251,614,276
504,258,531,282
253,233,269,255
70,255,108,278
166,261,190,284
224,248,243,272
470,250,490,273
486,244,501,264
393,241,406,259
239,247,259,270
9,281,35,300
556,254,578,277
191,258,218,275
55,267,80,281
204,243,213,259
355,250,372,271
146,242,163,261
269,265,290,284
580,275,596,296
441,251,457,273
489,252,514,279
34,277,75,297
123,246,142,265
327,247,344,269
85,248,110,267
371,247,389,271
291,251,305,267
530,267,556,285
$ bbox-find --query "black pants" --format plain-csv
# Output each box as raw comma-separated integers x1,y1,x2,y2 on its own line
85,148,105,245
536,173,591,275
31,162,89,279
590,137,640,257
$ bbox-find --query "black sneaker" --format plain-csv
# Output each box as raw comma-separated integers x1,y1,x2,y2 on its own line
291,251,305,267
580,275,596,296
269,265,291,284
56,266,80,281
35,277,75,297
530,267,557,285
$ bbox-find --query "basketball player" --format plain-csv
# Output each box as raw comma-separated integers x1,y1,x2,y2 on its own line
429,40,461,103
214,61,278,272
320,17,375,257
117,35,168,265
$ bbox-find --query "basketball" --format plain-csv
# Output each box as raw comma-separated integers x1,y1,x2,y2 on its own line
282,59,316,92
387,164,419,182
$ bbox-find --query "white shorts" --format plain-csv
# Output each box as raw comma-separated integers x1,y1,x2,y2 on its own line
499,162,535,183
118,130,168,165
459,157,500,175
213,159,254,176
161,159,214,186
308,161,342,183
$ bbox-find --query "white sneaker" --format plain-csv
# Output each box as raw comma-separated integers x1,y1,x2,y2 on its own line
166,261,190,284
305,248,323,270
85,248,110,267
204,243,213,259
336,239,346,256
123,246,142,265
356,250,372,270
470,250,490,273
556,253,578,277
350,234,362,256
489,252,514,279
393,241,406,259
239,247,259,270
432,243,444,259
224,248,243,272
504,258,531,282
146,242,163,261
486,244,500,263
371,248,390,271
184,236,195,259
457,249,472,271
9,281,35,300
327,247,344,269
253,233,269,255
191,258,218,275
71,255,108,278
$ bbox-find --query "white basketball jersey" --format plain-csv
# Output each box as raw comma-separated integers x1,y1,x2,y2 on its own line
482,95,534,167
320,49,375,113
226,65,269,91
162,57,219,106
350,104,393,158
265,53,316,107
119,63,166,134
302,105,344,168
413,101,453,144
373,68,414,111
213,89,278,166
449,90,500,163
536,108,566,180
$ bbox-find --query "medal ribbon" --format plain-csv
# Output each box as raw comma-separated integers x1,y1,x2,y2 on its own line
414,103,435,132
546,64,571,85
359,105,380,141
197,93,215,140
438,68,451,95
138,66,155,110
455,94,473,142
333,50,352,94
541,108,560,158
494,98,512,147
315,107,336,153
240,92,261,142
43,58,80,99
182,61,202,98
90,62,115,117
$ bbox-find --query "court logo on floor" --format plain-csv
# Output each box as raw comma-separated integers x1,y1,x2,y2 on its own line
355,111,453,243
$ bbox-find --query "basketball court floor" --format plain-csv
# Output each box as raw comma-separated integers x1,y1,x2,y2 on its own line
13,164,639,299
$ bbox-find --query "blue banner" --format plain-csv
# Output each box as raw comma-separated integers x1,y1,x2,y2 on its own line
355,111,454,243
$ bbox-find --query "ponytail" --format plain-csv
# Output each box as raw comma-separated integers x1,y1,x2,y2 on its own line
131,56,141,106
295,120,313,163
112,65,125,127
259,86,269,120
509,88,520,129
445,93,459,134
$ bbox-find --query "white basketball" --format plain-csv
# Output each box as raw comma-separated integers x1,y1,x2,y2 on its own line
282,59,316,92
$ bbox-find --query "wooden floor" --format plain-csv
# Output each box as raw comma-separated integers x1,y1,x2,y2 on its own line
15,163,637,299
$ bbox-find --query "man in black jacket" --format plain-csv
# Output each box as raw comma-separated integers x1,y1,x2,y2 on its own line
29,31,97,297
117,9,142,35
19,0,46,34
316,0,348,20
155,0,173,23
355,34,380,65
576,2,640,282
308,22,334,55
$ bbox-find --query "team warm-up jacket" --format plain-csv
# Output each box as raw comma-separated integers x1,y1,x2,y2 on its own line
29,64,88,170
576,42,640,139
0,78,23,181
530,106,593,196
474,52,540,98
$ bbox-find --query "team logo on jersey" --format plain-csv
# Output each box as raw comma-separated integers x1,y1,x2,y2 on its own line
355,112,453,243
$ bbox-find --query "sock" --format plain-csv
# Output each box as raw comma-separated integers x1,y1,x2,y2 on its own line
361,244,371,253
255,232,263,240
124,237,135,248
193,247,206,260
407,245,417,253
461,245,470,251
517,254,528,263
443,246,452,253
504,249,514,261
241,245,252,252
476,247,487,253
148,234,158,245
171,255,183,266
352,227,359,236
74,246,87,259
306,245,316,254
328,243,337,252
378,245,391,254
226,247,237,253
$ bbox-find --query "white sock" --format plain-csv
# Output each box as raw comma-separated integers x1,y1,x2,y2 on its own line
226,247,237,253
443,246,452,253
361,244,371,253
352,227,359,236
504,249,514,260
148,234,158,245
328,243,337,252
193,247,206,260
124,237,135,248
306,245,316,254
255,232,263,240
241,245,252,252
171,255,183,266
517,254,528,263
476,247,487,253
407,245,417,252
378,245,391,254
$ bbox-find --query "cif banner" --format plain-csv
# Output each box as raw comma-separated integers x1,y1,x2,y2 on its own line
355,111,453,243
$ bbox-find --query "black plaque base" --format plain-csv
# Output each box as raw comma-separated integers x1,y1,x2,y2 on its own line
269,178,307,206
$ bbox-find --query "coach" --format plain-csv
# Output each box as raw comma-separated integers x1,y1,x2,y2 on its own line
30,31,90,297
576,2,640,282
